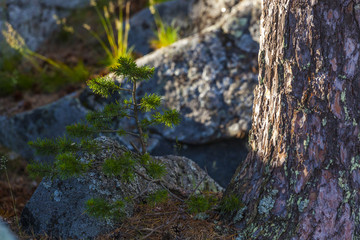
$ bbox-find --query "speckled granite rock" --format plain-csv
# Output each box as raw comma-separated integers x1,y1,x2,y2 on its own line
131,0,261,144
20,137,222,239
0,93,87,161
0,218,17,240
0,0,241,56
128,0,242,56
0,0,260,187
0,0,90,51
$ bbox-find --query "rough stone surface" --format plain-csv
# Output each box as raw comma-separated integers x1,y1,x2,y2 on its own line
128,0,190,56
151,137,249,187
0,218,17,240
0,0,90,51
128,0,242,56
20,137,222,239
0,0,241,56
134,0,260,144
0,93,87,161
0,0,260,186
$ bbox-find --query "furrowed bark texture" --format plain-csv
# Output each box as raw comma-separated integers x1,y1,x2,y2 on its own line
225,0,360,239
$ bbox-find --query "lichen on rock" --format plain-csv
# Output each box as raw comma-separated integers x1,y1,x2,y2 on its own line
20,137,222,239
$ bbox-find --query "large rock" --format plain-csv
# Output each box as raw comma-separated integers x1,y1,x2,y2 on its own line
20,137,222,239
128,0,242,56
128,0,190,56
0,218,17,240
0,0,241,56
0,93,87,161
0,0,90,51
130,0,261,144
0,0,261,187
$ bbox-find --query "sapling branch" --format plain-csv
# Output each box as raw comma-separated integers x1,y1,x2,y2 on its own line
131,77,147,154
94,129,140,137
28,56,182,227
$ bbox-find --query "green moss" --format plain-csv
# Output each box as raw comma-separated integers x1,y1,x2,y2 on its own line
322,118,327,126
146,189,168,206
338,171,351,203
258,195,275,215
220,194,244,214
85,197,126,220
325,158,333,170
341,89,346,103
289,169,297,186
351,156,360,172
302,62,311,70
304,135,310,151
186,194,217,214
344,106,350,121
353,119,358,126
287,194,295,208
233,206,247,222
339,75,347,80
235,234,245,240
193,212,209,220
297,198,309,212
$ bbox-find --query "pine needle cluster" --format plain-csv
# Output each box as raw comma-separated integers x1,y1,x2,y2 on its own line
28,56,181,219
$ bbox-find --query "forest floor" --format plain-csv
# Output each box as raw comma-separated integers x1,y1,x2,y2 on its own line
0,147,237,239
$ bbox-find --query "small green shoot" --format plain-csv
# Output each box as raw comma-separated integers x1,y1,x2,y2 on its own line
85,197,126,220
148,0,179,49
219,194,244,214
186,194,217,214
146,189,168,206
102,152,135,182
85,0,133,66
28,56,181,221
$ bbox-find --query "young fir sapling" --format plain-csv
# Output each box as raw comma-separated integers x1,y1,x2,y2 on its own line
28,56,181,219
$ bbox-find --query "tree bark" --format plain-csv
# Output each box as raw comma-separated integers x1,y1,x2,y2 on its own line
225,0,360,239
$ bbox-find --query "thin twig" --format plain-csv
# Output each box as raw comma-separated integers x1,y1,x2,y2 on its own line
133,169,186,202
130,141,141,154
5,170,19,229
160,182,185,202
132,179,159,200
131,78,147,154
96,129,139,137
187,172,208,200
144,211,178,216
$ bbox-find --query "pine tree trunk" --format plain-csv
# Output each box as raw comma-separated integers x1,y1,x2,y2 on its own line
225,1,360,239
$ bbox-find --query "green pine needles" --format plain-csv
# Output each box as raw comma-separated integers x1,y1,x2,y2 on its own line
84,57,180,154
28,56,181,220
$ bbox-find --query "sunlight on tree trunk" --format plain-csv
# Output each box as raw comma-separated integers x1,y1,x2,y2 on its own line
225,0,360,239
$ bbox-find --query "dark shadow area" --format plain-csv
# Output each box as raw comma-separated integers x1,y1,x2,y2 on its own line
151,138,249,187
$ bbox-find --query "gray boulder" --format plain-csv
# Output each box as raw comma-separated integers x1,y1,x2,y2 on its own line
131,0,261,144
0,218,17,240
128,0,190,56
0,93,87,161
0,0,261,187
20,137,222,239
128,0,242,56
0,0,90,51
0,0,241,56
